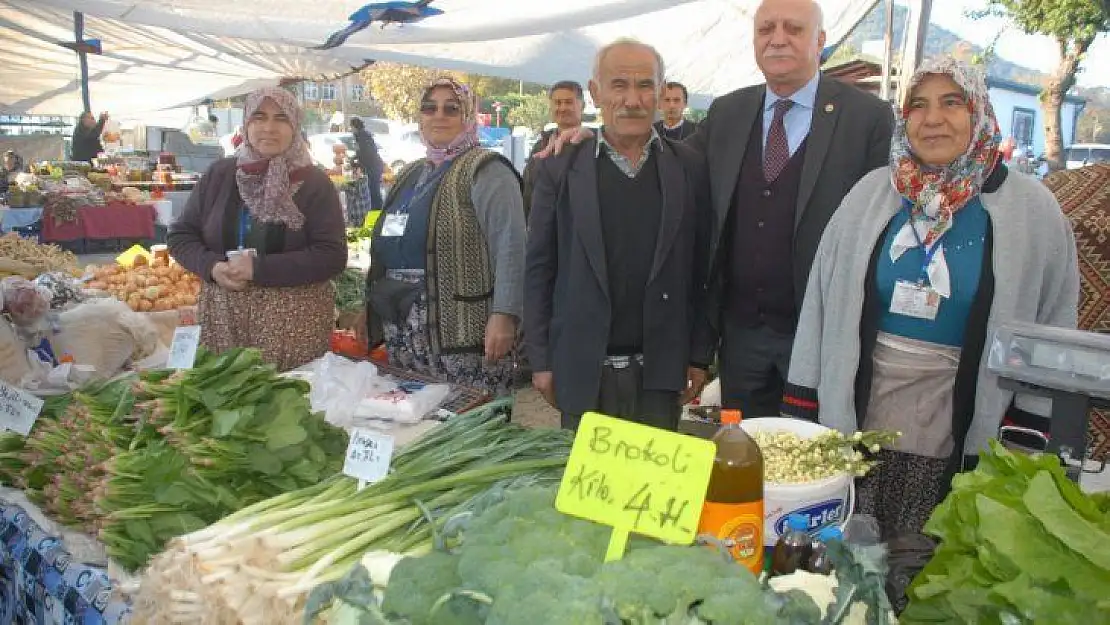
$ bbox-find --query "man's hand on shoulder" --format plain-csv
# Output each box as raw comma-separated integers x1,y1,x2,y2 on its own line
534,126,594,159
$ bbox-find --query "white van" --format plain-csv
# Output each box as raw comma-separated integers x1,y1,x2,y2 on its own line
1065,143,1110,170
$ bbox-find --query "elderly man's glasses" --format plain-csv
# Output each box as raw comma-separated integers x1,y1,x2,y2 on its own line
420,101,462,116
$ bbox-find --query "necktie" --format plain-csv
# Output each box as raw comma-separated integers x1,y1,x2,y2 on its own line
764,99,794,182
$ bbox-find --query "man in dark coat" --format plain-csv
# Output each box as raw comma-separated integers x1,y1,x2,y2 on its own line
688,0,894,415
349,117,385,210
654,81,698,141
525,39,713,431
71,111,107,162
521,81,585,220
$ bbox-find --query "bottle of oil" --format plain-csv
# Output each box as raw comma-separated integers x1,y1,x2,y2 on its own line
771,513,813,576
697,409,764,574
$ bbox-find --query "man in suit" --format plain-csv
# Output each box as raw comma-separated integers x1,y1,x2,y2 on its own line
688,0,894,415
525,39,712,431
654,81,698,141
522,81,586,219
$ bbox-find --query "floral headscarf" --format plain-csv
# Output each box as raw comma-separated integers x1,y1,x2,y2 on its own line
888,55,1001,297
420,77,480,167
235,87,314,231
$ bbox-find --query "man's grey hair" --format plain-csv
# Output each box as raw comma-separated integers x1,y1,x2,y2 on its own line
591,37,666,89
754,0,825,32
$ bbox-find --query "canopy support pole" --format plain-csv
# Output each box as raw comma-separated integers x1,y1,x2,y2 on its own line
74,11,91,113
898,0,934,98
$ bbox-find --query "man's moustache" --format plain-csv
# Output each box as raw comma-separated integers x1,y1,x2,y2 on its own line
616,109,649,119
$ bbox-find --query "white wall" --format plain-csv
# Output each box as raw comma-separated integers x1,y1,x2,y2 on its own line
989,87,1082,157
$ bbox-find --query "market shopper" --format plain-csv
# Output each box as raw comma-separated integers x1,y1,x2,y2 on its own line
349,117,385,211
71,111,108,163
522,81,586,220
782,56,1080,539
359,77,525,397
167,87,347,371
524,39,712,431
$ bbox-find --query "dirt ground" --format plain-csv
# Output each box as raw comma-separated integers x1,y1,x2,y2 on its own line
511,387,561,429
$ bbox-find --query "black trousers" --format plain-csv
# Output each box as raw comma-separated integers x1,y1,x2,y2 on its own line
719,321,794,417
561,359,680,431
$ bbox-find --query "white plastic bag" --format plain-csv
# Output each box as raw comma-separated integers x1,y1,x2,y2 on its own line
357,381,451,425
308,353,387,426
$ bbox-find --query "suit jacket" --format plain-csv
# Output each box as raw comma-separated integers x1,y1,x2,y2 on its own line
653,119,698,141
521,129,558,220
687,74,893,346
524,137,713,417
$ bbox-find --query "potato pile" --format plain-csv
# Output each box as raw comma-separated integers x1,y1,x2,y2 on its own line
86,259,200,312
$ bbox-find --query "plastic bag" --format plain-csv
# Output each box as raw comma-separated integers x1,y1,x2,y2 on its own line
358,381,451,425
49,298,160,378
842,514,882,546
1,277,51,327
884,533,937,614
0,317,32,385
308,352,386,426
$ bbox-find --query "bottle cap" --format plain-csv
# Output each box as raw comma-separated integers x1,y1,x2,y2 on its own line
786,514,810,532
720,409,743,425
817,526,843,542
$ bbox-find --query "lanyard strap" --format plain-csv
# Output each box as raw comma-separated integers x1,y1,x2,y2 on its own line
906,207,947,285
238,208,250,250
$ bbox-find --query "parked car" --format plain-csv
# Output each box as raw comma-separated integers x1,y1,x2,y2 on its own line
377,130,426,172
1066,143,1110,170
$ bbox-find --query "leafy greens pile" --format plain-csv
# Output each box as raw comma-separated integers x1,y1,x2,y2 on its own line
0,348,348,571
902,441,1110,624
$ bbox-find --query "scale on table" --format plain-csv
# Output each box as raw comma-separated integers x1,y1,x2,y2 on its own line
988,322,1110,482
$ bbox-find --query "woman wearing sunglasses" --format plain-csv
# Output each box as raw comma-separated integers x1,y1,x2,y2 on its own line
360,77,525,396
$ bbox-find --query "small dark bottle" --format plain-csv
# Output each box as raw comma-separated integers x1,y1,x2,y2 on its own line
770,513,812,576
805,526,843,575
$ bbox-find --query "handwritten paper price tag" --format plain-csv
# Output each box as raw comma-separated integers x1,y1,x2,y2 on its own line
0,380,45,436
555,412,715,561
342,428,394,484
166,326,202,370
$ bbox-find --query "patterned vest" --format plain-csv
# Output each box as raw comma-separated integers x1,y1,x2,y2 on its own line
378,148,502,354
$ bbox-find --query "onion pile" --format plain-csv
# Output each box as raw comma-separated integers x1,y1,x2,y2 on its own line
86,260,200,312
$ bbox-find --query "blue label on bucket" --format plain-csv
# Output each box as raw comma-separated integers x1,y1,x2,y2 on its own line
773,499,845,535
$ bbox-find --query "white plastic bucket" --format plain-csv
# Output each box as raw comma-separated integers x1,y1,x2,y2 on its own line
739,417,855,546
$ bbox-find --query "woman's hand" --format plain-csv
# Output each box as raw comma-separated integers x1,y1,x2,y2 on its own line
227,254,254,283
211,262,247,291
484,313,516,363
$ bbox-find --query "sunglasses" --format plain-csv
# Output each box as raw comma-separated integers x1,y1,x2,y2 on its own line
420,101,462,117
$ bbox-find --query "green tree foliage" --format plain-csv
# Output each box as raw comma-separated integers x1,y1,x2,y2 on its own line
503,94,551,131
362,63,454,122
975,0,1109,169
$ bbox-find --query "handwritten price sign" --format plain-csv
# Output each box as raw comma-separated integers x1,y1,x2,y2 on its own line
555,412,715,561
342,428,394,485
0,380,45,436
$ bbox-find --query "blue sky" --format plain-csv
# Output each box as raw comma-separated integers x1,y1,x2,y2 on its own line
906,0,1110,87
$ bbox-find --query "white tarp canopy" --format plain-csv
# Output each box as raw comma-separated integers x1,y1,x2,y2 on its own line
2,0,878,116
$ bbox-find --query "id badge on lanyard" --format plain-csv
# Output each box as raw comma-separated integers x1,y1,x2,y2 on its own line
889,211,944,321
380,213,409,237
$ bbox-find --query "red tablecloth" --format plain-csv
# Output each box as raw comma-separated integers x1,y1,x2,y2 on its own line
43,202,156,242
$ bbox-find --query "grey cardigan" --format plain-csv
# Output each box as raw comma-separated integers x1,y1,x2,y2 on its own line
787,167,1079,456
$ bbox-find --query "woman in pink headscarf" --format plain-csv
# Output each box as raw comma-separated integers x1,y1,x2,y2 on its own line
168,87,347,371
358,77,526,396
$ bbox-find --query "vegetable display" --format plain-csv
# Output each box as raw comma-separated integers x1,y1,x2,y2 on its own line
0,232,81,277
0,348,348,571
902,441,1110,624
751,430,900,483
314,486,894,625
333,268,366,315
131,399,574,625
86,259,200,312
